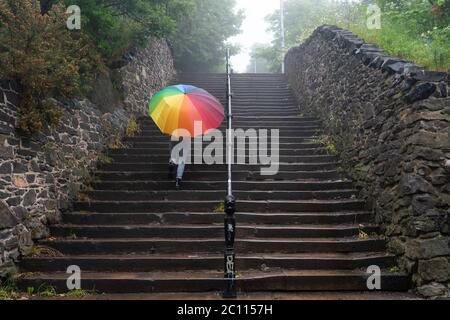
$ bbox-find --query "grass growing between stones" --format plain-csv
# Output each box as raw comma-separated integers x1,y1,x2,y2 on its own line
126,116,141,137
389,266,401,273
213,202,225,213
37,285,58,298
29,245,64,258
0,280,21,300
312,135,338,156
358,230,369,239
77,192,91,202
107,136,127,150
0,282,99,300
65,289,98,298
98,154,113,164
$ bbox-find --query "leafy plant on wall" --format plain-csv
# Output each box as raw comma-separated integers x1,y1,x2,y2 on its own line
0,0,98,134
259,0,450,72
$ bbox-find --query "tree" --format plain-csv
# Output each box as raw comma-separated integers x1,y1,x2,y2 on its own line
0,0,97,133
263,0,340,71
246,44,275,73
58,0,178,62
262,0,449,71
170,0,244,72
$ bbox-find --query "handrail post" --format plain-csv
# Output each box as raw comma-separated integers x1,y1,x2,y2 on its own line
223,48,237,298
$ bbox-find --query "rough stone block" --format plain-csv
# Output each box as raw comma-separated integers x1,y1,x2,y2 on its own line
405,83,437,104
417,282,448,297
412,71,447,82
405,237,450,259
0,200,18,229
418,257,450,282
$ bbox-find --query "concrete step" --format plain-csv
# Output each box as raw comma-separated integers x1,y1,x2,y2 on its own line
21,252,395,272
94,170,342,181
97,163,339,172
63,211,373,226
123,142,325,149
92,180,354,191
16,270,410,293
106,154,336,164
50,224,378,239
123,136,320,143
73,199,366,213
84,190,358,201
139,116,319,122
38,237,386,254
108,147,329,156
137,127,323,133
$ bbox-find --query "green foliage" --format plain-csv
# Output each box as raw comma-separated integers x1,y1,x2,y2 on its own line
0,0,99,134
389,266,401,273
125,115,140,137
262,0,450,71
0,0,244,134
58,0,178,63
170,0,244,72
0,280,20,300
261,0,336,72
246,44,272,73
313,135,338,156
37,284,58,297
66,289,97,297
213,202,225,213
98,154,113,164
355,0,450,71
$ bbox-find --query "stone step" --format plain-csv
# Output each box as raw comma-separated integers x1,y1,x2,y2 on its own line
108,147,329,156
73,199,366,213
179,85,292,91
231,111,302,116
137,123,321,129
97,163,339,172
231,99,298,104
135,132,322,139
20,252,395,272
50,224,378,239
231,100,298,105
63,211,372,225
175,84,291,90
138,126,322,133
106,154,337,164
16,270,410,293
38,237,386,254
84,190,358,201
92,180,354,191
94,170,341,181
124,142,324,149
124,136,320,143
138,116,319,122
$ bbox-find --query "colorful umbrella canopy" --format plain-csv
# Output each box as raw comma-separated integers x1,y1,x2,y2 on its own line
149,85,224,137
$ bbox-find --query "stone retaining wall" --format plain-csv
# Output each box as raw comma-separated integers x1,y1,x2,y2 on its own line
0,38,174,276
285,25,450,297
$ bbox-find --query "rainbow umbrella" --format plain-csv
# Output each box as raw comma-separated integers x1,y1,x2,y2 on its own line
149,85,224,137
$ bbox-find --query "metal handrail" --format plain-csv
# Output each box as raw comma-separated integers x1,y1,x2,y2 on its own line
223,48,237,298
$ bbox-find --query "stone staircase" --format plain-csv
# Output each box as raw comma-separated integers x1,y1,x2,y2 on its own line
16,73,410,294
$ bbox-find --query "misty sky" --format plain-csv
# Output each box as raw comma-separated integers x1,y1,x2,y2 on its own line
229,0,280,72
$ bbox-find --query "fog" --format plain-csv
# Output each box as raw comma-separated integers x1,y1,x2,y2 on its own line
229,0,281,72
